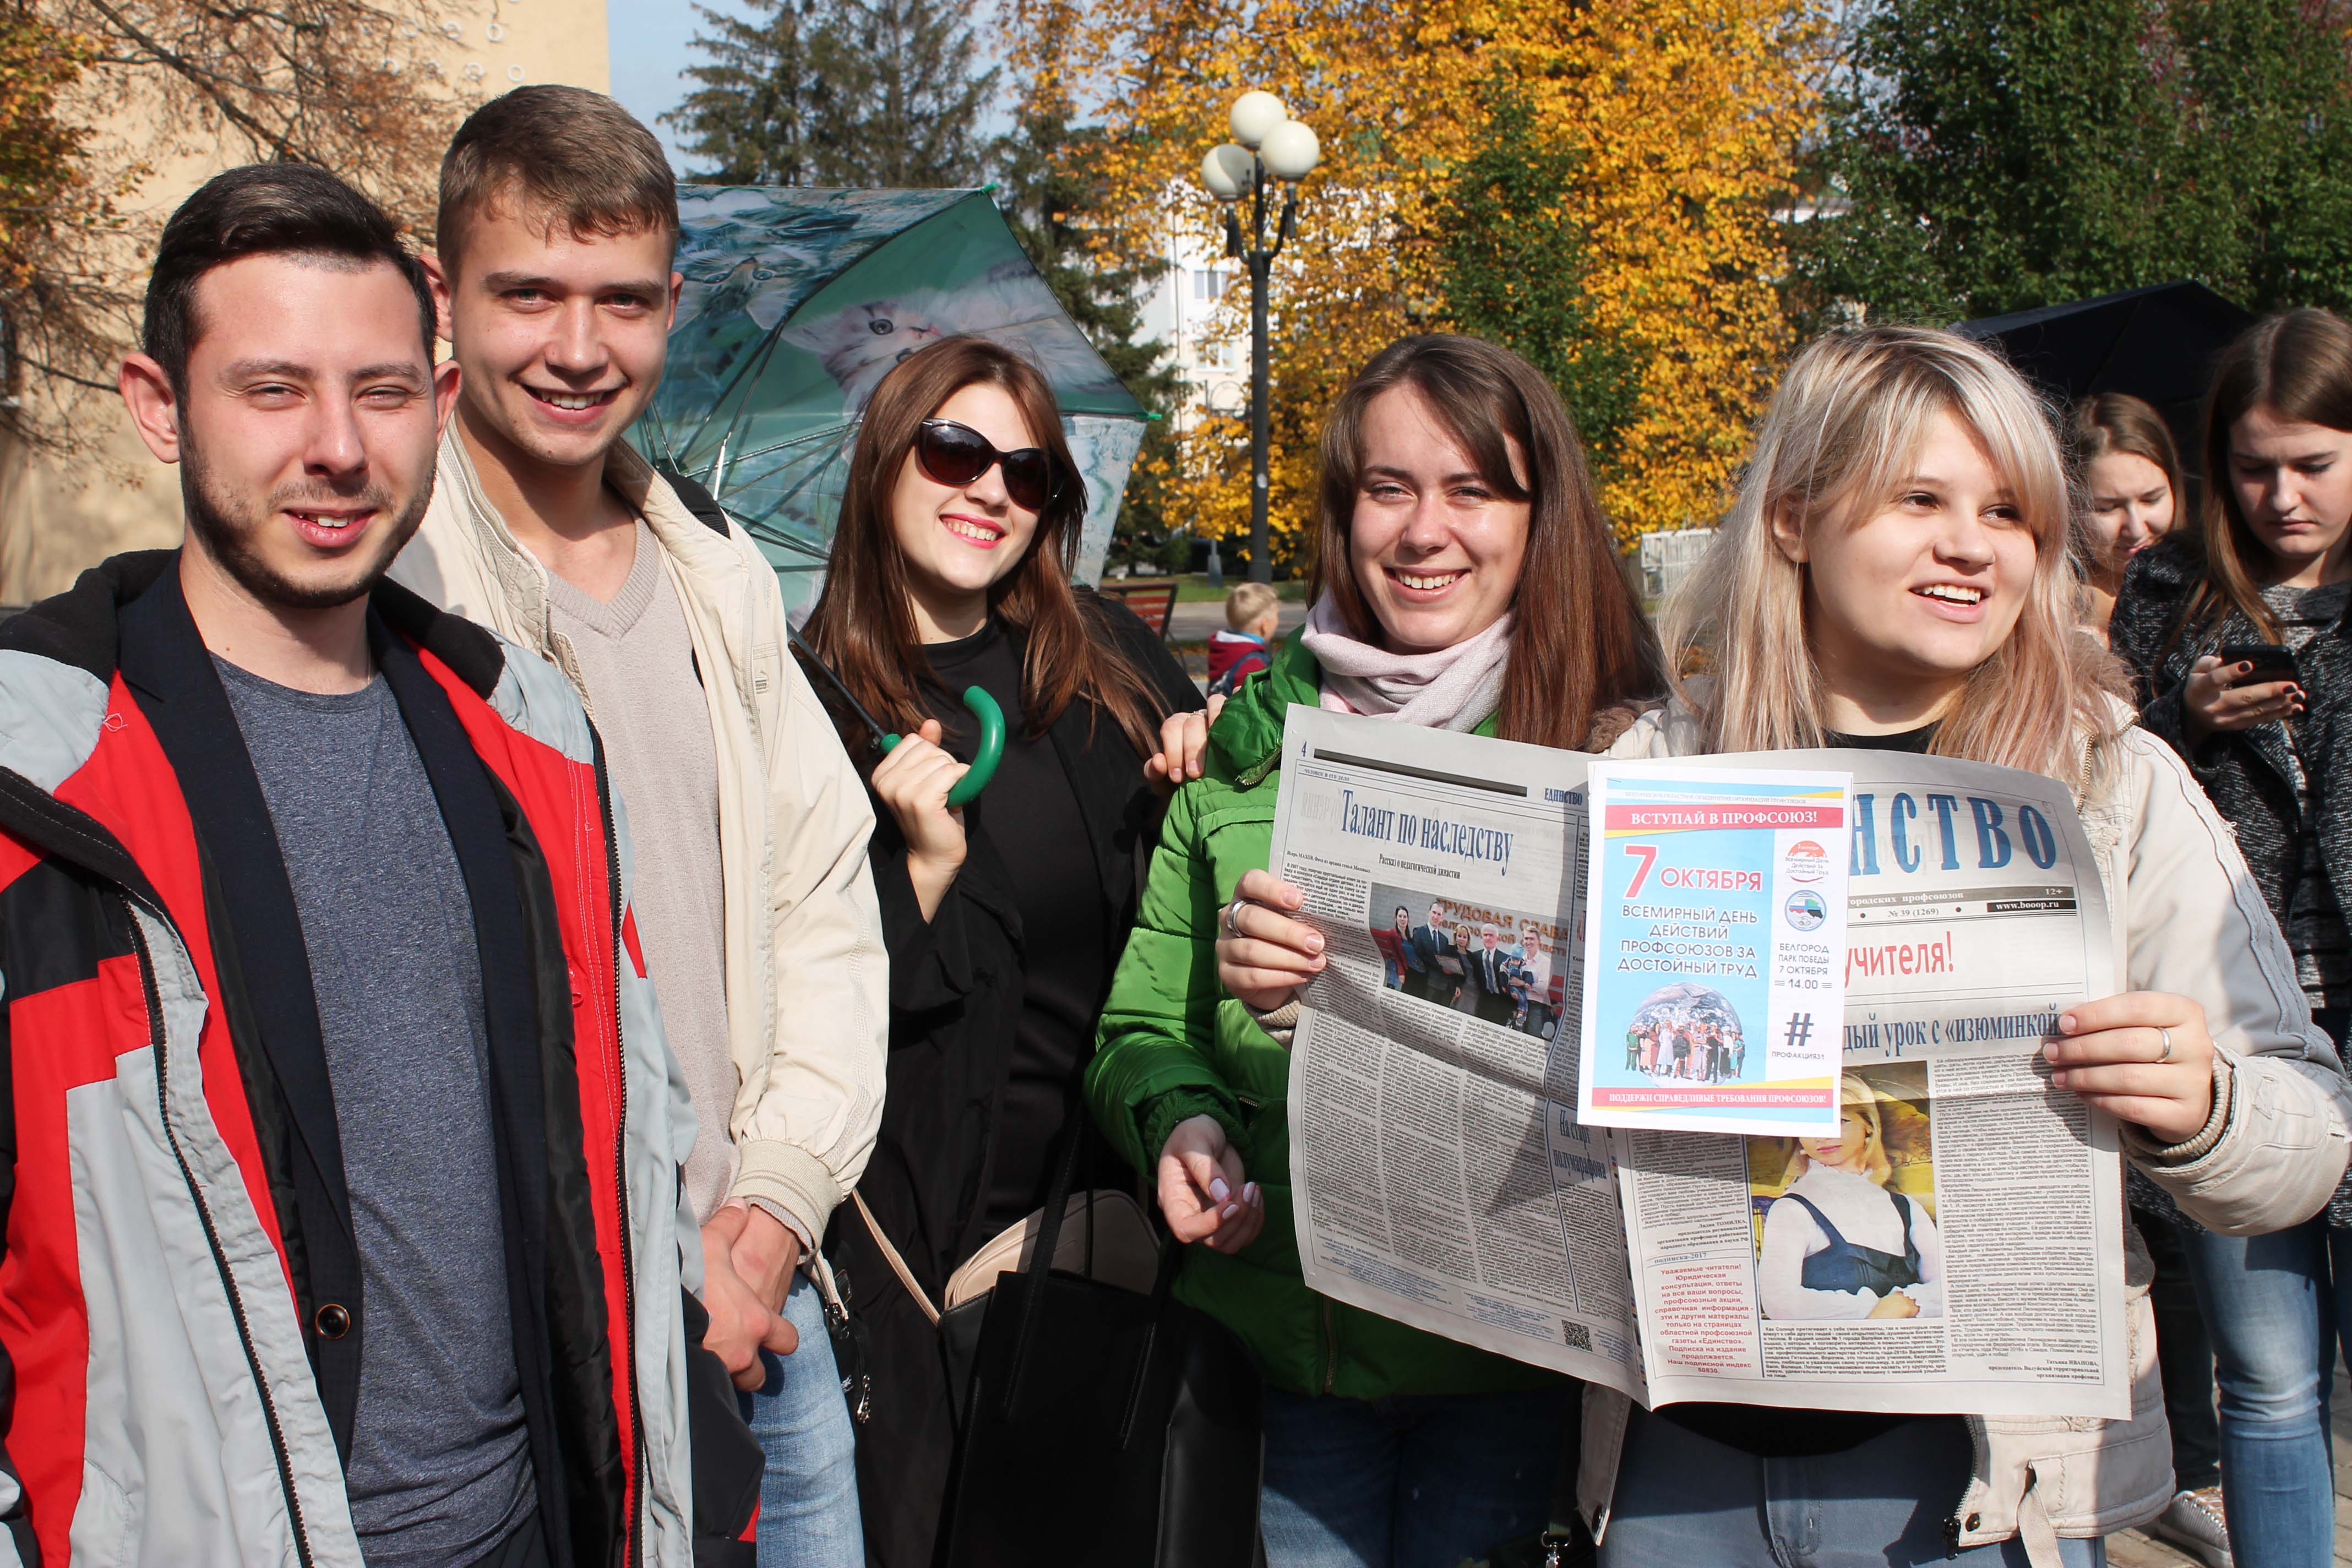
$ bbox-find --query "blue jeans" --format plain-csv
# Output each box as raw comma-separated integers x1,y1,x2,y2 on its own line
738,1274,863,1568
1259,1384,1566,1568
1598,1408,2104,1567
2176,1216,2352,1568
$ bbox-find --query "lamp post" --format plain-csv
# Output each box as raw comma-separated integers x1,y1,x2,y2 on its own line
1200,91,1320,584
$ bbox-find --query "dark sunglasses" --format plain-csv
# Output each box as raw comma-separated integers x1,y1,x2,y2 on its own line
916,418,1061,511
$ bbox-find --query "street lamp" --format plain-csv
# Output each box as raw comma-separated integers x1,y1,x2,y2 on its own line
1200,92,1320,584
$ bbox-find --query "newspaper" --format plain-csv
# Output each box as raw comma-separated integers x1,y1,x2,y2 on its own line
1268,705,2130,1417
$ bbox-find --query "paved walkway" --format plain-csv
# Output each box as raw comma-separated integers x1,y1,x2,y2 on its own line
2108,1366,2352,1565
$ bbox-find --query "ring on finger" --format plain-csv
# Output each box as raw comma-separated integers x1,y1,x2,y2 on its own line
2155,1025,2174,1064
1223,897,1248,938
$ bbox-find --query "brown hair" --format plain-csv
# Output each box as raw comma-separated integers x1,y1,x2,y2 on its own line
802,335,1169,756
2070,393,2182,586
2072,393,2182,507
1311,334,1664,748
436,85,679,269
2174,308,2352,647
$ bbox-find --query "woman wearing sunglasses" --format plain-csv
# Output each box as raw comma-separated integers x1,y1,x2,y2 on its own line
798,335,1205,1567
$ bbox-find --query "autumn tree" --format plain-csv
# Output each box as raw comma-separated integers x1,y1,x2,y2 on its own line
0,12,114,438
1431,78,1640,482
1007,0,1820,556
13,0,464,455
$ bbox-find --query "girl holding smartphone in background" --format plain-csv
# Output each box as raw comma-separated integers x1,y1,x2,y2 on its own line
2110,307,2352,1568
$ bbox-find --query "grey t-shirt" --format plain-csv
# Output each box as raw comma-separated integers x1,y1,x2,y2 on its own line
217,658,535,1567
547,523,737,1225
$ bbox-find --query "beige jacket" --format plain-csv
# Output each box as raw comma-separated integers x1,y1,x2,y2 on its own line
393,429,889,1245
1581,701,2352,1564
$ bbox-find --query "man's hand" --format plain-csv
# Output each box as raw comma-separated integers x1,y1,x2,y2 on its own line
726,1200,803,1316
700,1204,798,1391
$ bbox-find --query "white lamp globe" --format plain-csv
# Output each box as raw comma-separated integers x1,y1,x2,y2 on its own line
1229,91,1288,150
1260,118,1321,182
1201,143,1254,201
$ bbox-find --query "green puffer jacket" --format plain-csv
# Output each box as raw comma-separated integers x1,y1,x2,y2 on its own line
1087,635,1562,1400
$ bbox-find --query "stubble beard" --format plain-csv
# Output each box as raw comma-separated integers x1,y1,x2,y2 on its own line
178,423,431,612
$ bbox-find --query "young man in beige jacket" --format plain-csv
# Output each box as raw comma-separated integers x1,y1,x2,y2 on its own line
393,86,888,1566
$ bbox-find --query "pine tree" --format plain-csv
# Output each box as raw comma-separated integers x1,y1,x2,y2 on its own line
993,90,1185,568
664,0,826,184
808,0,997,187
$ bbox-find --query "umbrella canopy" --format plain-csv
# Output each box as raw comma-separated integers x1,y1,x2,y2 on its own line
1953,280,2255,472
633,186,1147,619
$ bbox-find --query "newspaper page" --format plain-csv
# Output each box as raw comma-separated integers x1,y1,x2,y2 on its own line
1271,707,2130,1418
1268,705,1645,1396
1616,749,2127,1418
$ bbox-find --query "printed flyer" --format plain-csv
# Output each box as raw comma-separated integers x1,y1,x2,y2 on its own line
1576,763,1853,1137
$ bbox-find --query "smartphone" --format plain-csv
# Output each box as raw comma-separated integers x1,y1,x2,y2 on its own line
2216,642,2302,682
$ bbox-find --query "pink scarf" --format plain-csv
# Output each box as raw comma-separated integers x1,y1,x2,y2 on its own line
1298,595,1513,733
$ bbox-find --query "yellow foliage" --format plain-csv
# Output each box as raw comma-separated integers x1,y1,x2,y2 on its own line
1007,0,1820,557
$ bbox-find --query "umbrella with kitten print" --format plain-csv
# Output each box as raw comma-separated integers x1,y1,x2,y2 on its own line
630,184,1148,623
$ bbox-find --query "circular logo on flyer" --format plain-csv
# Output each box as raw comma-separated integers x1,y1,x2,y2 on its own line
1784,889,1827,930
1783,839,1830,884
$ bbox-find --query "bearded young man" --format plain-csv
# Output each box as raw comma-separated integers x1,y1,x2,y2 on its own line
389,88,888,1566
0,163,757,1566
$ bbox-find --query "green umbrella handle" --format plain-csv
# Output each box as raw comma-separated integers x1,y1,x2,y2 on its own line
882,685,1004,807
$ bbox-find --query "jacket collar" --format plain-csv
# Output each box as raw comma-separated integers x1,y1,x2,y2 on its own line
434,424,755,659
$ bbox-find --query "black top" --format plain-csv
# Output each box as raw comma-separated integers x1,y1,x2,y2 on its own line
1659,717,1950,1459
814,594,1201,1568
923,623,1109,1232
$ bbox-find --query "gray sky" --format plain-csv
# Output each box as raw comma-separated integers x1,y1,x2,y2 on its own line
608,0,1018,177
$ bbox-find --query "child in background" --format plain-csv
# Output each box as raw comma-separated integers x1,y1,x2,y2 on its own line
1207,580,1282,697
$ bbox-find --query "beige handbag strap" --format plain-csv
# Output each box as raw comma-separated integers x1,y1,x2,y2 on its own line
853,1191,941,1327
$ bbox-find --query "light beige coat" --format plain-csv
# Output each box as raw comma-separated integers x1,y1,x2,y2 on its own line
392,429,889,1246
1584,701,2352,1565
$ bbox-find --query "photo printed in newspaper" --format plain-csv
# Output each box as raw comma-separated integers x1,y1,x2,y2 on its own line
1268,707,2129,1418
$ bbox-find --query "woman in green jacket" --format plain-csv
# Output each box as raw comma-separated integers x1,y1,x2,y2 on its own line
1088,335,1664,1567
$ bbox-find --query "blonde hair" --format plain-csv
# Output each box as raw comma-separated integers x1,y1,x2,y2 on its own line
1663,327,2126,787
1780,1075,1893,1189
1224,581,1280,630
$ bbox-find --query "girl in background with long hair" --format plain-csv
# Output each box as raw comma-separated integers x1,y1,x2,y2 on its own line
1220,326,2352,1565
799,335,1204,1567
2071,393,2181,644
1094,333,1663,1567
2109,307,2352,1568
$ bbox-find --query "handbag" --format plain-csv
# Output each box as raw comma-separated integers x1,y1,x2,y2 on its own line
938,1120,1265,1567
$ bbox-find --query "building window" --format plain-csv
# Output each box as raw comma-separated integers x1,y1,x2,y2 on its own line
1192,269,1229,301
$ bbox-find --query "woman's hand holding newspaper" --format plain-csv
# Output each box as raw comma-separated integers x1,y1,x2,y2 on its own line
1217,868,1325,1012
2042,992,2218,1145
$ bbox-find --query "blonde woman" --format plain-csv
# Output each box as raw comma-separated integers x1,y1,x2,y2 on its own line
1215,326,2352,1565
1757,1076,1944,1322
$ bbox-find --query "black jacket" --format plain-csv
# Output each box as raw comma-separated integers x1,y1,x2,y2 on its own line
809,596,1201,1568
2109,536,2352,958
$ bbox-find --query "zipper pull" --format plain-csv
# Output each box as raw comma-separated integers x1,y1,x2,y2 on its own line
1942,1515,1962,1558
